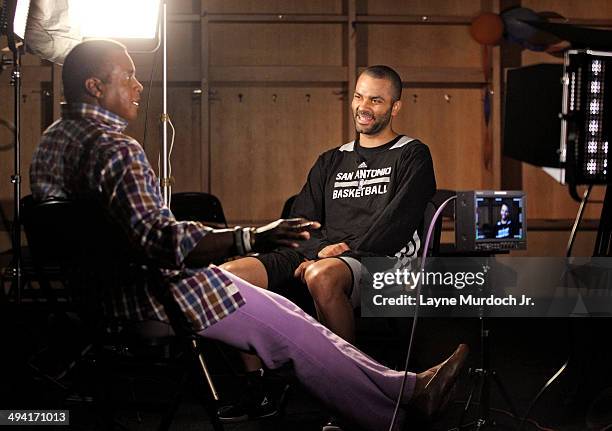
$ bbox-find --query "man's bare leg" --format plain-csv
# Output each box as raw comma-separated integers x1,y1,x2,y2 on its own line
303,258,355,343
221,257,269,371
221,257,269,288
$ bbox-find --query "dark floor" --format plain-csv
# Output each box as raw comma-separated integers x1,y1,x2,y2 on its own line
1,298,611,431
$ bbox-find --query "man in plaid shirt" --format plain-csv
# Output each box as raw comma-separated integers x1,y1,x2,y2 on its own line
30,39,467,430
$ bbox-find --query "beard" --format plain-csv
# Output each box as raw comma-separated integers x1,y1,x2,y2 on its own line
353,106,392,136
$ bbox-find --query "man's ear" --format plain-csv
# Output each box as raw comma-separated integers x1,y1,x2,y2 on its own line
84,77,104,99
391,99,402,117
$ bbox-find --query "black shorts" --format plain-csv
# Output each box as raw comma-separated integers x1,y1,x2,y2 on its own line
254,248,305,291
254,249,363,309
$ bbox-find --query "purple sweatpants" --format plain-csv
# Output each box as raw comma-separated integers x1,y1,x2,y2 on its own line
199,268,416,431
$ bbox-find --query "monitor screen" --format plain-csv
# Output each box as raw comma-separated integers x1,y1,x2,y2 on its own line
475,196,525,241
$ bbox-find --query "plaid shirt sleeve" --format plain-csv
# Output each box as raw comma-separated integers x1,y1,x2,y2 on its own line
96,136,209,268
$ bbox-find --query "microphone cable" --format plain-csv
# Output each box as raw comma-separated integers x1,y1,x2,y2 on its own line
388,195,457,431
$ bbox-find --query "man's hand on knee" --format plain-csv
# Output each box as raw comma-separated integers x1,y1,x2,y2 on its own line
293,259,315,283
317,242,350,258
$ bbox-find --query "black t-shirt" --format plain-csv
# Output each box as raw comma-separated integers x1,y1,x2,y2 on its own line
290,135,436,260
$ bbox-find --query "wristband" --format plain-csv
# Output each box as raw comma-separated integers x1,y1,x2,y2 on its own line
233,226,245,255
242,228,253,254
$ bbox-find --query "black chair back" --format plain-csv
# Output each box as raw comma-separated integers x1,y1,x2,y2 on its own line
21,195,145,322
171,192,227,227
21,195,80,270
21,196,84,305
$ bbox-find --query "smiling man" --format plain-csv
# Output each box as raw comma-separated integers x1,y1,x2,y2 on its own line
220,66,437,424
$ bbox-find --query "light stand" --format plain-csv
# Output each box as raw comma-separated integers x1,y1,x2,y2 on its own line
459,299,519,429
1,0,27,303
8,43,23,303
160,0,170,206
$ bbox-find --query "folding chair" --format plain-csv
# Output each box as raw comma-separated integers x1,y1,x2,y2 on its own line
22,197,225,430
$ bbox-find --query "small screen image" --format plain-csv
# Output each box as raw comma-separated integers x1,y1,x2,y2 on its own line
475,197,524,241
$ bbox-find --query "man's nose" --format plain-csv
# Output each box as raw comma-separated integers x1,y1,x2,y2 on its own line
358,99,372,109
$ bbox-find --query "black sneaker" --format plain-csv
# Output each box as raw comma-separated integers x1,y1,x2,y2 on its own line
217,369,290,423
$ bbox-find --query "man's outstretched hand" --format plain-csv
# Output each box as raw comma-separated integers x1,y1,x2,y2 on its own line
252,218,320,252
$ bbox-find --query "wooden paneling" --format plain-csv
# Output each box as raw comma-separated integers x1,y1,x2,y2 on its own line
209,23,344,66
131,22,200,83
126,86,204,193
168,21,201,78
359,0,482,16
210,66,347,83
208,15,348,23
210,86,345,223
167,0,200,14
395,88,487,191
362,25,481,68
206,0,343,14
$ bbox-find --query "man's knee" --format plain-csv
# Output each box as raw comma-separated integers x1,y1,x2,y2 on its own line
220,257,269,288
304,259,352,304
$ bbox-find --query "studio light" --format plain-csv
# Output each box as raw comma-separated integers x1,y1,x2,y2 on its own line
0,0,31,42
74,0,160,39
11,0,29,38
21,0,161,64
561,50,612,185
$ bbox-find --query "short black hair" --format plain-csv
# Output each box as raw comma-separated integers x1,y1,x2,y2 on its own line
360,65,402,102
62,39,127,103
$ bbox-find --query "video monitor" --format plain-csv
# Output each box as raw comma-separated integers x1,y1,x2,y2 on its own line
456,191,527,252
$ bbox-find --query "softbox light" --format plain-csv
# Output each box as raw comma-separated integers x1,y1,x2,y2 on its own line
75,0,160,39
0,0,31,43
23,0,160,64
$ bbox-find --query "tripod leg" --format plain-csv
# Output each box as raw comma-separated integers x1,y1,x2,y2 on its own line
459,370,479,427
191,338,224,431
480,370,491,423
491,371,519,418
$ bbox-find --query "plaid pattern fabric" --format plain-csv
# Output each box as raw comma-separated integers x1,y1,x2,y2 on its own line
30,103,245,331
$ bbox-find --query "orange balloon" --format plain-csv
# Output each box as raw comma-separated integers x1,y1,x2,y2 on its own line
470,13,504,45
